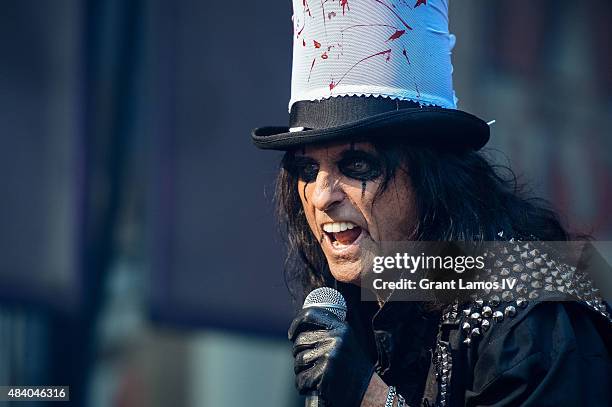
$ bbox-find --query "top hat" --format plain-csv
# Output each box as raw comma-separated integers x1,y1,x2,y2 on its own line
252,0,489,150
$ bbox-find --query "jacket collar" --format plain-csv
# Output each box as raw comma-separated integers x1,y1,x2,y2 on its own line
372,299,441,405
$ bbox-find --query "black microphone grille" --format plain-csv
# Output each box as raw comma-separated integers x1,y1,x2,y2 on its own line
302,287,347,322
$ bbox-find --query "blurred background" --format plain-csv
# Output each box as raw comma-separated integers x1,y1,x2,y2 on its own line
0,0,610,406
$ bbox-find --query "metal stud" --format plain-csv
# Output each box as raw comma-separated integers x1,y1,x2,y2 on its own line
462,308,472,317
474,299,484,308
504,306,517,317
531,280,543,289
528,290,540,299
492,311,504,322
529,249,539,257
481,319,490,332
482,306,492,318
506,255,516,263
512,264,524,273
516,297,528,308
500,267,511,276
470,327,481,338
463,337,471,346
502,290,514,302
520,273,531,282
526,261,536,270
462,322,471,333
490,295,500,307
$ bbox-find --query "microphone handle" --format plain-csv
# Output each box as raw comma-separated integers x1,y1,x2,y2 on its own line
305,391,320,407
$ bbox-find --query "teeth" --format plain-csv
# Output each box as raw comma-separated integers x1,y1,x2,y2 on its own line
322,221,357,233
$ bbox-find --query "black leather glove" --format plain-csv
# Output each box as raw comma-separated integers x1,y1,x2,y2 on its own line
288,307,375,407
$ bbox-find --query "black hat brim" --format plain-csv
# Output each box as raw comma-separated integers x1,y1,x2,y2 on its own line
252,107,489,151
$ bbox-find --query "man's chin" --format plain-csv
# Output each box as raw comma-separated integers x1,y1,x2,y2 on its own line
329,266,363,286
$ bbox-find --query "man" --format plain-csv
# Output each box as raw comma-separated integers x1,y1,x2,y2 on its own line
253,1,611,405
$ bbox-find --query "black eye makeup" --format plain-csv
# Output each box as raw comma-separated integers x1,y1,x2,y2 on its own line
337,150,383,181
285,149,383,184
287,156,320,183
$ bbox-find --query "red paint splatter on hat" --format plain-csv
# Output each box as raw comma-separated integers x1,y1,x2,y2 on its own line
303,0,312,16
386,29,406,42
341,0,350,15
372,0,413,30
331,49,392,90
314,40,321,48
402,47,411,64
321,0,328,37
296,24,305,38
414,0,426,7
329,80,336,91
322,52,329,59
308,58,316,82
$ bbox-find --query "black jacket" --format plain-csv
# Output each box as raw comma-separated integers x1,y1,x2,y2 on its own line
345,240,612,406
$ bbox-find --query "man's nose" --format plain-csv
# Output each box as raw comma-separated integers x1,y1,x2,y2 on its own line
310,170,344,212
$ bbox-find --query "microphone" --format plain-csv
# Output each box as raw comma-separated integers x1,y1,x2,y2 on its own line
302,287,347,407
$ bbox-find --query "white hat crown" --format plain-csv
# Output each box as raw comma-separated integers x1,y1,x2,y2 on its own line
290,0,457,111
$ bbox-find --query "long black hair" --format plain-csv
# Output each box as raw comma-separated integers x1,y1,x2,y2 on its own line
275,140,572,305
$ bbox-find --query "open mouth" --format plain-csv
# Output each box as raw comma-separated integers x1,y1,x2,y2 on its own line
322,221,363,246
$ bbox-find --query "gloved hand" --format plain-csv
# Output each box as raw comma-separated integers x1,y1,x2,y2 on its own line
288,307,375,407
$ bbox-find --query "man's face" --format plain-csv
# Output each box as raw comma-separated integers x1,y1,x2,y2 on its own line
294,141,417,285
